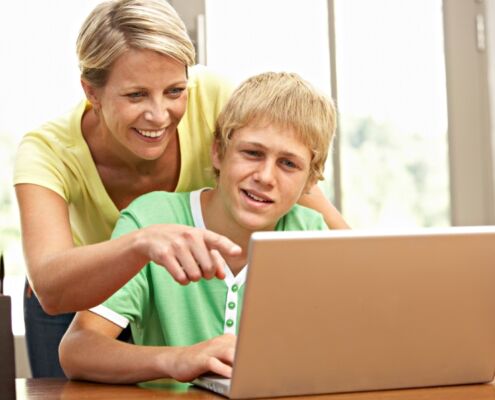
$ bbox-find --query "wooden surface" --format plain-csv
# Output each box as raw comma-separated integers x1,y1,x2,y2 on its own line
14,378,495,400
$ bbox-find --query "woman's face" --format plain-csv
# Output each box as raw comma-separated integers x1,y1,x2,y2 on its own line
86,48,188,162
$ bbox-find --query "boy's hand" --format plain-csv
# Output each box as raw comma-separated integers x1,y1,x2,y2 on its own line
136,225,242,284
167,334,237,382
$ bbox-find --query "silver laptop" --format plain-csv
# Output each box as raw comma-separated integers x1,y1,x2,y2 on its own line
194,227,495,399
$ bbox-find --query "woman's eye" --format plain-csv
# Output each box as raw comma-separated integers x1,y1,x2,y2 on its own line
167,87,186,97
126,92,145,100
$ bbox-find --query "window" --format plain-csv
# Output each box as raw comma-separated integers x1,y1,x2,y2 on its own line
334,0,450,227
204,0,493,228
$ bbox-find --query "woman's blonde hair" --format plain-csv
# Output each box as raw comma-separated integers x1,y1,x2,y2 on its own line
214,72,336,183
76,0,195,87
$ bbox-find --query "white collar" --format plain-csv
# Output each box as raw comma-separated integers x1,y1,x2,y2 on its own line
189,188,248,282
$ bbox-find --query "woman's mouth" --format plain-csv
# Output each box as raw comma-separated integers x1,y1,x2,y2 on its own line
135,128,166,139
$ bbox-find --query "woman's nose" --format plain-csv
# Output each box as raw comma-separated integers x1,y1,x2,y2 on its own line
144,100,170,126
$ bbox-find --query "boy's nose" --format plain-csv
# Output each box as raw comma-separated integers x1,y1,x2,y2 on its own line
253,161,276,186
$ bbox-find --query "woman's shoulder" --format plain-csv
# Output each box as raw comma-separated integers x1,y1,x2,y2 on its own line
187,65,235,99
188,64,228,85
19,100,88,149
180,66,235,140
13,100,94,192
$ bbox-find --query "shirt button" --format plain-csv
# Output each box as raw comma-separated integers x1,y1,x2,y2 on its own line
226,319,234,327
228,301,236,310
231,284,239,292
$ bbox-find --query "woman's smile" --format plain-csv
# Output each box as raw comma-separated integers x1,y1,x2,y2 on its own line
134,127,166,139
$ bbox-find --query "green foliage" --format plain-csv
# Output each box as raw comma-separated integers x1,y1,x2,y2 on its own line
338,114,450,228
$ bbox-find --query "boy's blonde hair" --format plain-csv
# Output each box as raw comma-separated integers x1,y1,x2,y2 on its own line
214,72,336,184
76,0,195,88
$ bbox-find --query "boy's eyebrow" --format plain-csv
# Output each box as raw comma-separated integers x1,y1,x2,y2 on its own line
238,141,309,164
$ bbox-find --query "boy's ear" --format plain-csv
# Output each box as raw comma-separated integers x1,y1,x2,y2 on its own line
81,79,101,110
303,177,318,195
211,139,222,170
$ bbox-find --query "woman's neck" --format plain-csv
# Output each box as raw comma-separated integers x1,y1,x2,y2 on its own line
81,108,181,208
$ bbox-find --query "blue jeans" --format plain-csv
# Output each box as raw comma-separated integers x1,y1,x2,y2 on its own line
23,279,133,377
23,280,74,378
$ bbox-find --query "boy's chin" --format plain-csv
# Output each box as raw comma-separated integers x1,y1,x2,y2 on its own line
236,216,279,233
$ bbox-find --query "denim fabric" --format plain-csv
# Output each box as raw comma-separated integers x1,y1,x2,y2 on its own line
23,280,74,378
23,279,133,378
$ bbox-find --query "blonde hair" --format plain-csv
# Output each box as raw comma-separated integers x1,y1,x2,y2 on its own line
214,72,336,183
76,0,195,87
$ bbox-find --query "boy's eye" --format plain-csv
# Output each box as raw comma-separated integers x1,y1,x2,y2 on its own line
242,149,263,158
280,159,298,170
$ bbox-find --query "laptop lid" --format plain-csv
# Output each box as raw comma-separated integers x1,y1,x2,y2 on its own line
227,227,495,399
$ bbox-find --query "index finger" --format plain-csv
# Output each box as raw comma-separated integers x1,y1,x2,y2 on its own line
203,231,242,257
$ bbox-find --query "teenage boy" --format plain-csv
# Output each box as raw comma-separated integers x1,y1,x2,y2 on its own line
59,71,336,383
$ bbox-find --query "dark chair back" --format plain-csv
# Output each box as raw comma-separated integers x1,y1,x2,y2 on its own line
0,295,16,400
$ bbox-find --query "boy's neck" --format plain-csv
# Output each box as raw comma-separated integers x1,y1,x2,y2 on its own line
200,188,252,276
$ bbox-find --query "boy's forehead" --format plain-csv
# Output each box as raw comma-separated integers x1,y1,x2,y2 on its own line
231,123,312,158
236,120,301,140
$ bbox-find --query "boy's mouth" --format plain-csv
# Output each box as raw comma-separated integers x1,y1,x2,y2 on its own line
241,189,274,204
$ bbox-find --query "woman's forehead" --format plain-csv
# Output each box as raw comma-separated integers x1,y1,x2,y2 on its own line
106,49,187,87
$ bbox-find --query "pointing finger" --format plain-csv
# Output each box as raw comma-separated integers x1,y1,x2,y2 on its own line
204,231,242,257
210,249,226,280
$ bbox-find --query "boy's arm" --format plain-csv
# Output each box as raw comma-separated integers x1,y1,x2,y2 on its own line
59,311,236,383
299,185,350,229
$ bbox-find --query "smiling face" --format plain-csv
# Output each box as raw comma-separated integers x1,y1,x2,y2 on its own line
212,123,313,233
82,48,188,162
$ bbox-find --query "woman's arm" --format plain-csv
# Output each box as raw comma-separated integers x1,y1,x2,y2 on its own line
16,184,241,314
298,184,350,229
59,311,236,383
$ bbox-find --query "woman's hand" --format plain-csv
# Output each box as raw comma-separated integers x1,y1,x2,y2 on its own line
167,334,237,382
135,224,242,284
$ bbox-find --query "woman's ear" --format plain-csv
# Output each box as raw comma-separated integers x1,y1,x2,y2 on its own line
80,79,101,110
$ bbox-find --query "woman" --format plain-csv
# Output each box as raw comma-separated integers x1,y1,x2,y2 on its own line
14,0,348,377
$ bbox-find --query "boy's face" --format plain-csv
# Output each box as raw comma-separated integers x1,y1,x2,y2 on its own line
212,123,313,232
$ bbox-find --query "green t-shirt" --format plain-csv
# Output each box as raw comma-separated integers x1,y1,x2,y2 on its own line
92,189,328,347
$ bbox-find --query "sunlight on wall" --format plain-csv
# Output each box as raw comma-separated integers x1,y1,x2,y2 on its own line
205,0,331,92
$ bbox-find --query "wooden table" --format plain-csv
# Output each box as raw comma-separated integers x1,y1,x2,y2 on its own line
13,378,495,400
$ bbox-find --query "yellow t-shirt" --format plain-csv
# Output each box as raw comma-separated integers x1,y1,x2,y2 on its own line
13,65,234,246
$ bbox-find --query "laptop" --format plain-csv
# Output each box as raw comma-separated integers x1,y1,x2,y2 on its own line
193,226,495,399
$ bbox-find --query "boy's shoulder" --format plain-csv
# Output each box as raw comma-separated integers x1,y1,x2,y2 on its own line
128,190,189,208
277,204,329,231
122,191,192,226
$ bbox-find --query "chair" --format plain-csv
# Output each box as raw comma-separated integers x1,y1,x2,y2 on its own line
0,252,16,399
